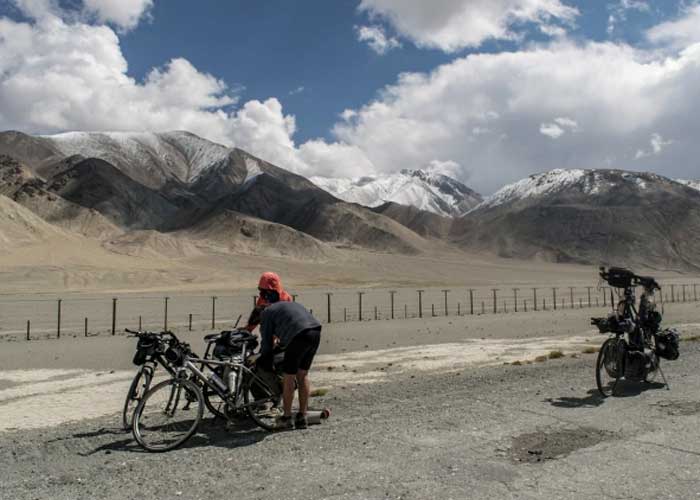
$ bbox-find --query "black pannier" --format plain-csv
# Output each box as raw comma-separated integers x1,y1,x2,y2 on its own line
591,314,623,334
213,330,259,359
655,329,680,360
604,267,635,289
132,336,157,366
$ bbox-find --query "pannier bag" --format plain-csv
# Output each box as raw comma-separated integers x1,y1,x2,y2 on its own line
655,329,680,360
213,330,259,359
604,267,635,289
591,314,623,334
132,336,157,366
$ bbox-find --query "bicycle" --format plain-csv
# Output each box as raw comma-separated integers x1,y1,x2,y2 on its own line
592,267,679,397
131,329,284,452
122,329,179,430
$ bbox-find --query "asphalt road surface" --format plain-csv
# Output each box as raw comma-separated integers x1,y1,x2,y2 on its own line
1,338,699,500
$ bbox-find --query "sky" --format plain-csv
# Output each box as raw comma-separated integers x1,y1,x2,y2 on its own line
0,0,699,194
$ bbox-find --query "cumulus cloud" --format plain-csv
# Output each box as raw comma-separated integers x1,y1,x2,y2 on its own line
357,0,579,52
607,0,651,36
355,24,402,54
82,0,153,32
647,4,700,48
328,37,700,192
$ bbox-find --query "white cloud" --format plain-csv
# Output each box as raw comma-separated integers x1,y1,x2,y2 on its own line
82,0,153,32
357,0,579,52
289,86,305,95
328,37,700,192
647,4,700,48
11,0,152,31
540,123,564,138
635,133,673,159
355,24,401,54
607,0,651,36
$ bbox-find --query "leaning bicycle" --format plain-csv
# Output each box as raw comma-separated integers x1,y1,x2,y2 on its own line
592,267,680,397
122,329,179,430
132,329,284,452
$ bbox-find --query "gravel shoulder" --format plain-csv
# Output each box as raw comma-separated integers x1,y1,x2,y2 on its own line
2,335,700,499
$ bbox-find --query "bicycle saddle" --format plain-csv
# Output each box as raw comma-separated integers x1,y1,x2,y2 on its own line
203,332,222,343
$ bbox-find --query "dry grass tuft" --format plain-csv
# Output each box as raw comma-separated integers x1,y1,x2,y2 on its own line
582,346,599,354
534,355,548,363
310,388,329,397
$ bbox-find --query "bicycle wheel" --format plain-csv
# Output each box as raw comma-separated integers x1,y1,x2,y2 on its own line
133,378,203,452
243,374,283,431
596,338,624,397
202,383,226,420
122,366,153,430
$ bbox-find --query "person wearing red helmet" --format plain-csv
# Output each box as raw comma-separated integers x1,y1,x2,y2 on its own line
244,272,292,332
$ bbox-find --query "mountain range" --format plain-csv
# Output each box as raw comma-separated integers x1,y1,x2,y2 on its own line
311,169,482,217
1,130,699,271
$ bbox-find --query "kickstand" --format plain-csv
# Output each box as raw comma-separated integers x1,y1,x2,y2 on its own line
657,363,670,391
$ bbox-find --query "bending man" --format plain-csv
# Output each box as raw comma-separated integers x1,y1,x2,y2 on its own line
259,298,321,430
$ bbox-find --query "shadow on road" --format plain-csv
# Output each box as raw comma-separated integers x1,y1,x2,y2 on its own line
546,381,667,408
78,417,269,456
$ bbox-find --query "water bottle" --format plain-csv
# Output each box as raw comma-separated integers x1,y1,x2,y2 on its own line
208,373,227,392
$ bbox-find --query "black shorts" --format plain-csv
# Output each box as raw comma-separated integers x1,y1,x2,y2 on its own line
282,327,321,375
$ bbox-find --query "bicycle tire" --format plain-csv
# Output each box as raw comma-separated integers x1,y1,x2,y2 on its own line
132,378,203,452
202,385,226,419
596,338,623,397
122,367,153,430
243,375,282,431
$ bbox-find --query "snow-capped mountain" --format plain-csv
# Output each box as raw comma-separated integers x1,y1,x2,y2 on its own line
677,179,700,192
454,168,700,269
311,169,482,217
472,168,670,212
41,131,232,188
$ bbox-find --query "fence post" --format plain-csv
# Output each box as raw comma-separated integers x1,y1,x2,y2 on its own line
84,317,88,337
139,315,142,331
603,288,607,307
431,304,435,317
389,291,396,319
504,301,507,313
326,293,333,323
357,292,365,321
441,290,450,316
533,288,538,311
164,296,169,331
492,289,498,314
481,301,485,314
344,308,347,322
26,320,30,341
513,288,519,313
671,284,676,303
469,289,474,315
252,296,257,308
586,287,592,308
524,300,528,312
552,288,558,311
569,287,575,309
111,298,117,336
694,284,698,302
57,299,62,339
457,303,461,316
374,306,378,320
543,298,546,310
292,294,298,302
188,313,193,331
682,284,687,303
211,296,217,329
404,304,408,318
417,290,424,318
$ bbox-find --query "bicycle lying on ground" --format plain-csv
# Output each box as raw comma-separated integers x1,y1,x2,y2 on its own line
592,267,680,397
131,329,284,452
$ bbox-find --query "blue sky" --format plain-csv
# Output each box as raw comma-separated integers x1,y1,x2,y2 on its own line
111,0,685,143
0,1,699,192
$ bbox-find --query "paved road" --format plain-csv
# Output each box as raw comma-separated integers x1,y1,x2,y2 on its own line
1,338,699,500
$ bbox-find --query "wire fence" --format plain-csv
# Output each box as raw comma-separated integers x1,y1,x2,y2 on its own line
2,283,699,341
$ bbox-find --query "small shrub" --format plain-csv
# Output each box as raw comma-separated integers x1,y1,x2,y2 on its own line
310,388,329,397
548,350,564,360
682,335,700,342
582,347,598,354
534,355,548,363
511,360,523,366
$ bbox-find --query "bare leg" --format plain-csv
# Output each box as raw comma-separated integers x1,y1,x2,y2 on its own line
282,374,296,417
296,369,310,416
